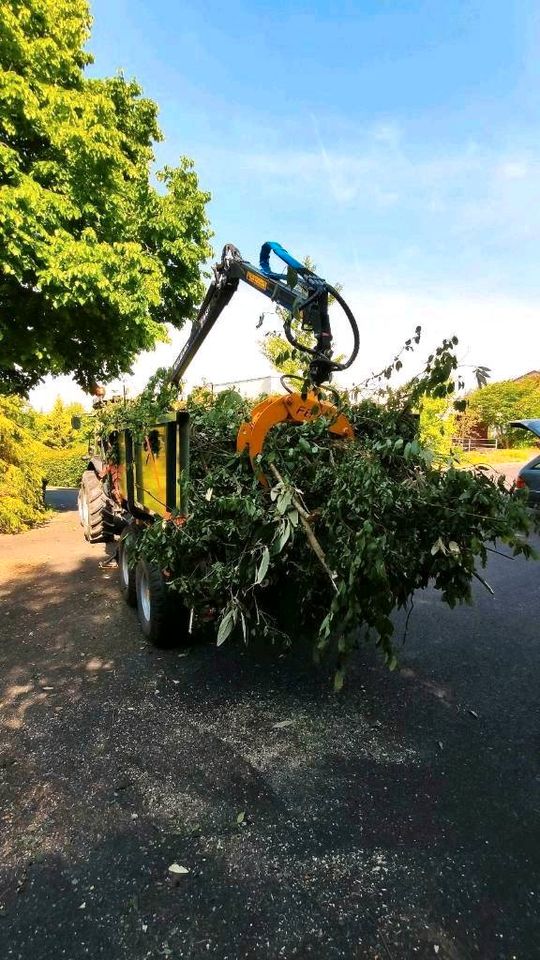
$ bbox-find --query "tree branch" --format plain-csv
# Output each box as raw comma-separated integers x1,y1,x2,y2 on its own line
269,463,338,593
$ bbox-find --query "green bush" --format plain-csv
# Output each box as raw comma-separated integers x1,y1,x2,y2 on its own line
0,398,48,533
0,397,88,532
419,396,457,459
39,446,88,488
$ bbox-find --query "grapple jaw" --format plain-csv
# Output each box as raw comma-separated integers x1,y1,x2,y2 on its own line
237,391,354,483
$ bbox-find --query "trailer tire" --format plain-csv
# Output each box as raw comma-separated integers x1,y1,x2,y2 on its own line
80,470,114,544
118,531,137,607
135,559,172,646
135,559,189,647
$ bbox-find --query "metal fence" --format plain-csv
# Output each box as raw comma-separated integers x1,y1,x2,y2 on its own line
452,437,499,451
198,376,284,397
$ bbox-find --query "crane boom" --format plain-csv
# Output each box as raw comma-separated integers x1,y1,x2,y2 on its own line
169,242,359,389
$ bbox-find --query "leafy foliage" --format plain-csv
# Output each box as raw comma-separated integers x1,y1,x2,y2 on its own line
116,339,537,680
0,393,92,530
463,374,540,447
0,0,212,394
32,397,87,448
39,444,87,486
0,396,48,532
419,396,457,459
93,368,180,444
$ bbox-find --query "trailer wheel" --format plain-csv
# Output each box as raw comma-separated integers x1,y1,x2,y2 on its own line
135,559,189,647
118,531,137,607
80,470,114,544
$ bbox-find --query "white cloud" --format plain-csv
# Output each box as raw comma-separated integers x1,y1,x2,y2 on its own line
371,121,402,148
30,376,90,412
205,137,540,249
337,287,540,391
30,283,540,410
498,160,529,180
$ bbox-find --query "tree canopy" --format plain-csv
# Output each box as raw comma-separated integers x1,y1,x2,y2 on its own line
464,374,540,446
33,395,86,448
0,394,47,531
0,0,212,395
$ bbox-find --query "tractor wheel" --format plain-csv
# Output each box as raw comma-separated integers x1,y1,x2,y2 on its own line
135,559,189,647
80,470,114,544
77,488,85,526
118,530,137,607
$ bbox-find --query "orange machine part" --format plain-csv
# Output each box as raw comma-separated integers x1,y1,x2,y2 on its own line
236,391,354,481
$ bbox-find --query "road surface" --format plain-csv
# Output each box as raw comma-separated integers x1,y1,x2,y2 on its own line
0,489,538,959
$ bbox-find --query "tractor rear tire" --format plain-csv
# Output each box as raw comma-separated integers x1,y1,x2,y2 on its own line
118,530,137,607
135,559,189,647
80,470,114,544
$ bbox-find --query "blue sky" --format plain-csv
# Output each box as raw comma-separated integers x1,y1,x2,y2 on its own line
32,0,540,407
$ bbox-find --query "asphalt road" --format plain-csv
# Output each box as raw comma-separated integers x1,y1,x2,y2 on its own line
0,489,538,960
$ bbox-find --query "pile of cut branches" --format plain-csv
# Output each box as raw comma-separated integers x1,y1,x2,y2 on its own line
120,341,536,684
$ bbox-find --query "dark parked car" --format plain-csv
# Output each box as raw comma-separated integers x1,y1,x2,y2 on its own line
510,419,540,506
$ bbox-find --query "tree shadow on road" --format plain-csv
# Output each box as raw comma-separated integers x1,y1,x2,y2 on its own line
0,544,538,960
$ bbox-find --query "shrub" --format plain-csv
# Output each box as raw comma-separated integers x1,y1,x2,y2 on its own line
419,396,457,458
0,397,48,533
39,446,88,488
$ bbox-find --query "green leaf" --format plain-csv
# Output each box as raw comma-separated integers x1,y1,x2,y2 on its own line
236,811,245,824
255,546,270,585
217,608,236,646
276,522,291,552
286,266,298,288
277,491,292,514
288,509,299,527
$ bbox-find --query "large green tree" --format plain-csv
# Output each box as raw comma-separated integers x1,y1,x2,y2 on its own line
465,374,540,446
34,395,86,448
0,0,212,394
0,394,47,531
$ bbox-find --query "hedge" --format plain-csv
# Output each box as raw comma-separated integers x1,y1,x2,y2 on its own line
39,445,88,488
0,399,48,533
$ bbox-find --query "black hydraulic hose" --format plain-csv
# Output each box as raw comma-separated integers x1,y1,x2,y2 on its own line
279,374,303,394
283,282,360,373
325,283,360,371
280,374,342,406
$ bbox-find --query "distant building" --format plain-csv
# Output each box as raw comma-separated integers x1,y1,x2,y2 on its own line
455,370,540,448
512,370,540,383
196,376,284,397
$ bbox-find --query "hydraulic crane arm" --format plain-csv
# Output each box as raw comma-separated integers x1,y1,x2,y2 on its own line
169,242,359,388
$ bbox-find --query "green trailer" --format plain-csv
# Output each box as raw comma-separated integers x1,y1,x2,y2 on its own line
77,240,362,646
78,410,192,645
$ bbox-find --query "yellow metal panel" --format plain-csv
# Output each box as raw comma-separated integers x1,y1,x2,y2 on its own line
246,270,268,291
135,426,168,516
117,433,128,500
177,431,182,512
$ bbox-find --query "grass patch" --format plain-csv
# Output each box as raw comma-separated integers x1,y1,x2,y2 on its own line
459,447,537,466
